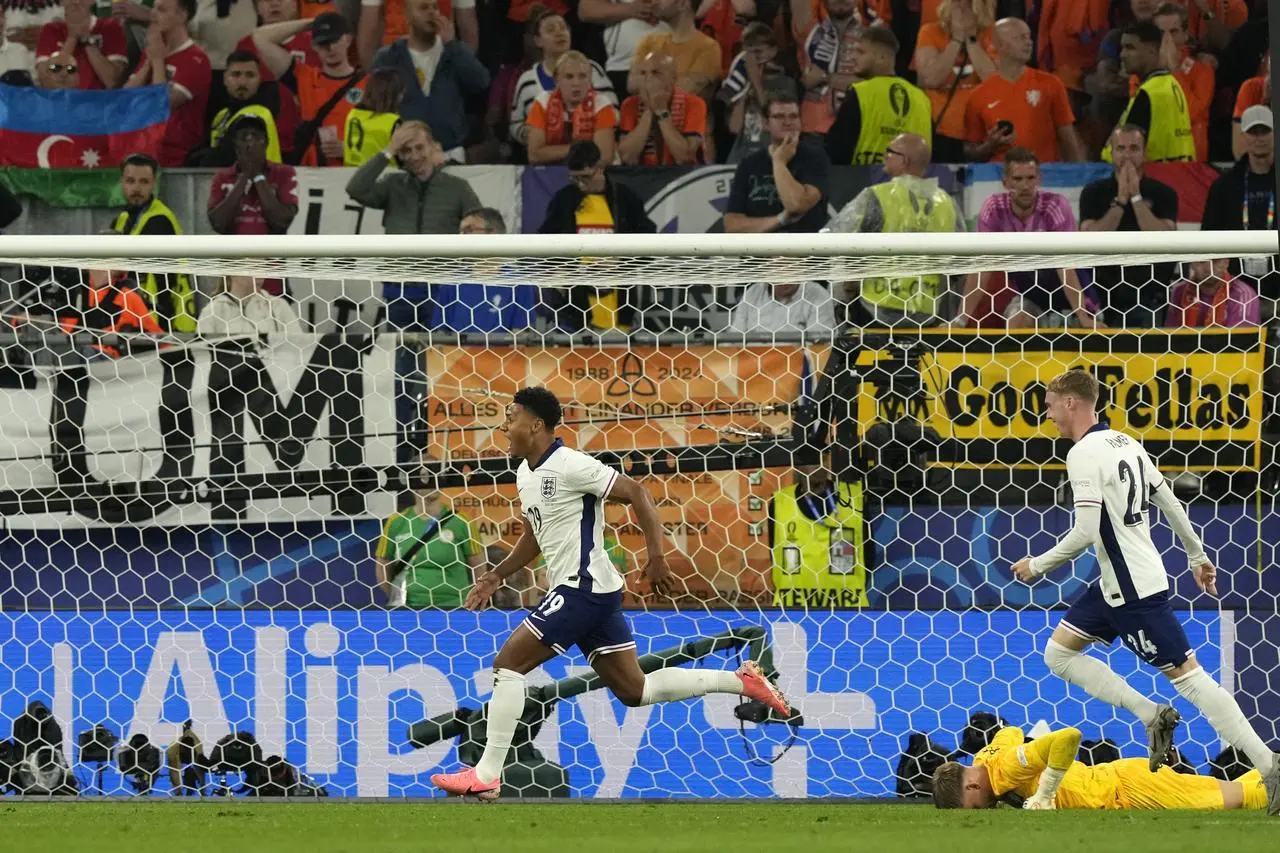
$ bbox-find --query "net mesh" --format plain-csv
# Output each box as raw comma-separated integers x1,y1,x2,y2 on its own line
0,234,1275,799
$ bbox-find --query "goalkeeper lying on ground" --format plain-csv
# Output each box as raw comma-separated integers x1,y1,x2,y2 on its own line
932,725,1270,811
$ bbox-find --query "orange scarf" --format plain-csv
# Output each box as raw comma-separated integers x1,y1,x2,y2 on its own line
542,89,597,146
1178,278,1229,327
645,89,692,164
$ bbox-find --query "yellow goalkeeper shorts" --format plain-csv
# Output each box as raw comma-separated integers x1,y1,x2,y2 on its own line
1113,758,1225,810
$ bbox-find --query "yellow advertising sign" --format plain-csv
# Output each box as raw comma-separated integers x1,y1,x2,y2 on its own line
873,329,1266,470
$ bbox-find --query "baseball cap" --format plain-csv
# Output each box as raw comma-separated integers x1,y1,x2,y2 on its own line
311,12,351,46
230,114,269,138
1241,105,1273,133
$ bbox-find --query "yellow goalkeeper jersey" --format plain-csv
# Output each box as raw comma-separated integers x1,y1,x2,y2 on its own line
974,726,1122,809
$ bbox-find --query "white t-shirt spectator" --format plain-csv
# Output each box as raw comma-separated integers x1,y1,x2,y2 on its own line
3,2,63,75
408,37,442,93
198,289,303,338
601,1,667,74
729,281,837,336
190,0,258,69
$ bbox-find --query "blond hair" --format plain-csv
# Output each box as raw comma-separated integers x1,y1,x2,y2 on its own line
931,762,966,809
1047,369,1100,404
553,50,591,77
937,0,996,35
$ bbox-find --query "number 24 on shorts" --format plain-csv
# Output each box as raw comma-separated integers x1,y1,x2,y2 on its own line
1124,629,1160,661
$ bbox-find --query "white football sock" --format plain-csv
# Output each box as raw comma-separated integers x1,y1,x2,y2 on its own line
1172,667,1276,773
639,667,744,705
474,668,525,784
1045,640,1160,726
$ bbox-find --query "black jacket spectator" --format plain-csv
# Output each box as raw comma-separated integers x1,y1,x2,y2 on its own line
1202,154,1278,300
0,183,21,230
538,177,656,236
726,135,829,233
1078,172,1178,327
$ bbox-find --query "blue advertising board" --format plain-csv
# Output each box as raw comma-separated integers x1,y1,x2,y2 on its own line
0,610,1229,798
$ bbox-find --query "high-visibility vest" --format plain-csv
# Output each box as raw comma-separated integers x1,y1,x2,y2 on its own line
210,103,284,164
771,481,868,609
846,76,933,165
860,179,957,315
1103,71,1195,163
110,199,197,332
343,109,401,167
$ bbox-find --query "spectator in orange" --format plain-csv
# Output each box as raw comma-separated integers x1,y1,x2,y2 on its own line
1165,258,1259,327
618,51,707,164
1036,0,1108,98
254,12,367,167
234,0,320,82
1134,2,1213,161
1184,0,1248,53
123,0,212,168
797,0,881,134
694,0,752,78
37,0,127,89
510,9,615,151
965,17,1083,163
527,51,619,164
912,0,996,163
1232,53,1269,158
632,0,721,102
358,0,477,68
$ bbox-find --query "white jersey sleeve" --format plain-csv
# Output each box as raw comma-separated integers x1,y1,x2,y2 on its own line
562,449,619,499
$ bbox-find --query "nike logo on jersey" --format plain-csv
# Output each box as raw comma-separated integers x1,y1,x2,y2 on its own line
987,100,1001,109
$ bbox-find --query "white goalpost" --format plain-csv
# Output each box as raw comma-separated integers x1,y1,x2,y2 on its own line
0,229,1274,799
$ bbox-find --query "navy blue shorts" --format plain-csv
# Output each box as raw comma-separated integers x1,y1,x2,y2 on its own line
523,585,636,662
1061,583,1193,671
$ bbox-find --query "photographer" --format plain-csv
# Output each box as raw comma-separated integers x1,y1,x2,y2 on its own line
375,478,481,608
766,456,868,609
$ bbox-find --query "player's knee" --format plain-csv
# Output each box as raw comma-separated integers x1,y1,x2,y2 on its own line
1045,639,1078,677
612,679,645,707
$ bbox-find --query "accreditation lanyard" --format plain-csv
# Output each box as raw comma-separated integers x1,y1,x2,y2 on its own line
1243,172,1276,231
800,489,838,523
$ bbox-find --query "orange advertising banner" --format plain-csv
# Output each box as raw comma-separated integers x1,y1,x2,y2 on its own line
424,345,828,606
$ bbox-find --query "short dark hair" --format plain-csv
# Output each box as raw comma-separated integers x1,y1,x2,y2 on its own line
120,152,159,175
566,139,602,171
175,0,197,23
225,49,259,67
1153,2,1187,25
1113,122,1148,141
527,4,563,37
462,206,506,233
1003,146,1039,168
513,387,562,430
741,21,777,49
859,25,900,54
1123,20,1164,47
764,88,801,115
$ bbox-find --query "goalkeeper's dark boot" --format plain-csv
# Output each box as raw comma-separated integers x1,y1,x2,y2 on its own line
1264,753,1280,816
1146,705,1181,772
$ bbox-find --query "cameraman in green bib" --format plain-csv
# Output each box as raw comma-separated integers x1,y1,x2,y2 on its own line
1101,20,1195,164
376,485,481,608
769,460,868,609
824,132,964,327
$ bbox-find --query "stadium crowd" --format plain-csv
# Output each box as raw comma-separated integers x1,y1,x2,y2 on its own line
0,0,1272,338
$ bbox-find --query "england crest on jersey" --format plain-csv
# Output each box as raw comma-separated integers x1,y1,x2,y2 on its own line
540,476,557,499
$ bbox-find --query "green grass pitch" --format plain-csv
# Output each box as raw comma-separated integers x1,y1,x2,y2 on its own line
4,802,1276,853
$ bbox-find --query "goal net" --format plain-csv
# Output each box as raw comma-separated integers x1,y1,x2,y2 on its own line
0,230,1274,799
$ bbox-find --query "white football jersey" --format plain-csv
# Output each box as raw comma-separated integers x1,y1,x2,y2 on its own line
515,439,623,594
1067,424,1170,605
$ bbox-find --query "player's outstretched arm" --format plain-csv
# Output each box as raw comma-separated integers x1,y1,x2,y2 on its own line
1149,482,1216,594
607,474,672,595
466,527,541,611
1015,504,1102,581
